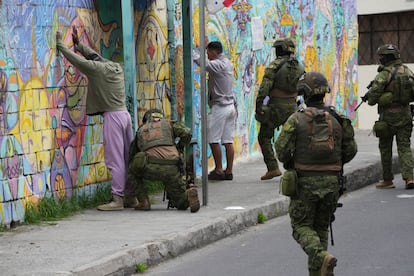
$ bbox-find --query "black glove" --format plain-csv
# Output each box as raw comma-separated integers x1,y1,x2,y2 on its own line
361,94,368,102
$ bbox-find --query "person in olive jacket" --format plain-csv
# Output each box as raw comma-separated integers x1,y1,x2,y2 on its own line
56,28,137,211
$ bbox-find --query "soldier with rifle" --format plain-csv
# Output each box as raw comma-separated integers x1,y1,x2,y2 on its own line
358,44,414,189
275,72,357,276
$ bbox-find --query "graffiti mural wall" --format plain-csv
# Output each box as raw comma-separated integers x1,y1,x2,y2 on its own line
0,0,124,225
0,0,357,225
191,0,358,174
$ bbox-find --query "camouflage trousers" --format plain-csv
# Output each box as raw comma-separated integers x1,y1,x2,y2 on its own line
378,122,414,181
131,163,189,210
258,99,297,171
288,175,339,272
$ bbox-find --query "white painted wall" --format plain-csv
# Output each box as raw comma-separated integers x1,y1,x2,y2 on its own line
357,0,414,15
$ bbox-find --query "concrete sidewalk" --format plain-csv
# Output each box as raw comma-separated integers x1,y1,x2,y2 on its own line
0,129,407,275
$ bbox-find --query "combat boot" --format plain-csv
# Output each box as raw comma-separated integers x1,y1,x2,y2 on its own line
134,197,151,211
405,178,414,190
97,195,124,211
320,253,337,276
260,168,282,180
375,180,395,189
187,187,200,213
124,196,139,208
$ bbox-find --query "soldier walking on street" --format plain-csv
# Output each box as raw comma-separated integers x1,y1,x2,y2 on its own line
275,72,357,276
255,38,305,181
361,44,414,189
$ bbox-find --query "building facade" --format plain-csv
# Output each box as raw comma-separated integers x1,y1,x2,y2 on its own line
357,0,414,129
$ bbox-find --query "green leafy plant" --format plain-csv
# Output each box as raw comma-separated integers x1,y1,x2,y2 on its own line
24,184,112,224
257,211,267,224
136,263,148,273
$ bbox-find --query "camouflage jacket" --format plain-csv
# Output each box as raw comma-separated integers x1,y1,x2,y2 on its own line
275,105,357,169
256,55,304,111
128,120,192,164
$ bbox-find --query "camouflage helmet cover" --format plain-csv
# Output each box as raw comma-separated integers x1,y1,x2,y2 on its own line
273,38,295,53
296,72,331,99
376,44,400,59
142,109,164,124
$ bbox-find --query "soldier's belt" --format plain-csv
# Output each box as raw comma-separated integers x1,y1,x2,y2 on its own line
383,104,409,113
296,170,340,177
147,156,179,165
269,88,297,98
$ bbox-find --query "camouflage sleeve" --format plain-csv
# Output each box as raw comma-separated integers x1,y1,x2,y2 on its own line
256,62,277,111
172,121,192,149
367,70,390,106
128,133,140,164
275,114,297,164
340,117,358,164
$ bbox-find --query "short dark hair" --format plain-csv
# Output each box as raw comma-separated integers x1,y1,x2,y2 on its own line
207,41,223,54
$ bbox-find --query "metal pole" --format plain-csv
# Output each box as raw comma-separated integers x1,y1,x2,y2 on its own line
121,0,137,131
199,0,208,206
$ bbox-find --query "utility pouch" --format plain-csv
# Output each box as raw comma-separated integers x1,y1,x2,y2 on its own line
280,170,298,197
373,120,390,138
131,152,147,176
377,92,393,107
255,105,270,123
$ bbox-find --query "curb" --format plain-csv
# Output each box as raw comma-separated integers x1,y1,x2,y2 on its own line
72,197,290,276
70,156,402,275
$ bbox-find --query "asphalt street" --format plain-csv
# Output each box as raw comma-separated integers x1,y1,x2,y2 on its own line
146,175,414,276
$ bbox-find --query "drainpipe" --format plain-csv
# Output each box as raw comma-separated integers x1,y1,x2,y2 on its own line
199,0,208,206
167,1,177,121
121,0,138,131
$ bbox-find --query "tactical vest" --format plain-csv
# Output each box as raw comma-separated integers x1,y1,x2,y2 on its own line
294,107,343,171
273,58,304,93
383,65,414,105
137,118,175,152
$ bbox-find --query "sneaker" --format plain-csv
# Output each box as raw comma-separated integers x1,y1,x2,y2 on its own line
405,178,414,190
187,188,200,213
134,198,151,211
208,170,225,181
260,169,282,180
97,195,124,211
124,196,139,208
320,253,337,276
375,180,395,189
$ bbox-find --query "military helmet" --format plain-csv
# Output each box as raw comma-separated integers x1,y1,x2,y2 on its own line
273,38,295,54
376,44,400,59
296,72,331,99
142,109,164,124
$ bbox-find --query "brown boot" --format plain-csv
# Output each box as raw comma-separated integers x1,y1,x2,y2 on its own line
405,178,414,190
187,188,200,213
97,195,124,211
260,168,282,180
134,198,151,211
320,253,337,276
124,196,139,208
375,180,395,189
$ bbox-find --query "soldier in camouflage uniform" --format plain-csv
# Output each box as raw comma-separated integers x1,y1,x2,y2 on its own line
275,72,357,276
255,38,305,180
128,109,200,213
362,44,414,189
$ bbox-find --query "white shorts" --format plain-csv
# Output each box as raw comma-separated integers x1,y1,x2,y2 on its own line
207,104,236,144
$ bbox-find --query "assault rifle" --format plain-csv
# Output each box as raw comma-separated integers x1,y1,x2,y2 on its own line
354,81,374,111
